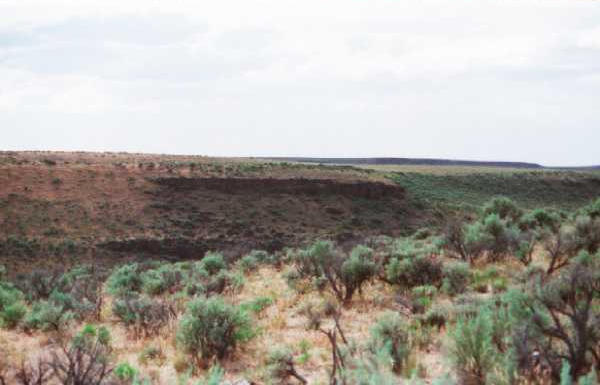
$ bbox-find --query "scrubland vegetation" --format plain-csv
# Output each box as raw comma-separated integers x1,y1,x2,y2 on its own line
2,193,600,384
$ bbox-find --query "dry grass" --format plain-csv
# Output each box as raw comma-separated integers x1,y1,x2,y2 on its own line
0,264,454,384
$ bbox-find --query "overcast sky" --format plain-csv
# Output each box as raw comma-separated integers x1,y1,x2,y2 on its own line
1,0,600,166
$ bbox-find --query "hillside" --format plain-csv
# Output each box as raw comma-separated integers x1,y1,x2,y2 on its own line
0,152,420,275
2,152,600,275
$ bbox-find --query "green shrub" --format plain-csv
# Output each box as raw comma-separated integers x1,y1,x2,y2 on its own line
107,264,143,296
0,302,26,328
369,312,410,373
238,254,259,273
140,264,185,295
385,255,442,290
462,214,520,262
266,347,307,384
239,296,273,316
138,345,165,366
450,310,498,385
51,324,114,385
519,208,562,232
574,215,600,254
481,196,522,225
292,241,376,304
420,304,448,330
24,300,73,332
580,197,600,219
114,362,137,382
340,245,377,301
520,251,600,379
112,294,174,338
441,262,471,296
199,252,227,275
0,283,26,328
176,296,253,364
410,285,437,314
183,262,238,297
196,365,225,385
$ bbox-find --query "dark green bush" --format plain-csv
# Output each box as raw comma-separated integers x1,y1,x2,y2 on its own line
176,296,253,364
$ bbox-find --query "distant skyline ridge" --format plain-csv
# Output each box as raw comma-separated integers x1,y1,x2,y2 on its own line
260,157,600,170
2,151,599,169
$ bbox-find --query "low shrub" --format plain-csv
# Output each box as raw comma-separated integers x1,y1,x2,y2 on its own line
24,300,73,332
138,345,166,366
292,241,377,304
0,282,26,328
385,255,442,290
420,304,448,330
266,347,307,384
112,294,175,338
481,196,523,225
450,310,498,385
441,262,471,296
176,296,253,365
368,312,410,373
240,296,273,316
238,254,259,273
113,362,137,383
0,302,26,328
106,264,143,296
140,264,185,295
199,252,227,275
48,324,114,385
410,285,437,314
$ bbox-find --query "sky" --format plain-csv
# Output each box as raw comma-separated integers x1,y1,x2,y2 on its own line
1,0,600,166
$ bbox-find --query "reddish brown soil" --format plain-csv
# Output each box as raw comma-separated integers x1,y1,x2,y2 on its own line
0,152,422,274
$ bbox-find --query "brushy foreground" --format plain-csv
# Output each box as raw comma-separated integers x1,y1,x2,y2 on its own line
1,197,600,384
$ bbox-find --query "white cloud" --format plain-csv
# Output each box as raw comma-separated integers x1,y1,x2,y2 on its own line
1,0,600,165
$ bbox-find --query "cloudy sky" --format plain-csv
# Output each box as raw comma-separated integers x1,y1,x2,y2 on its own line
1,0,599,166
